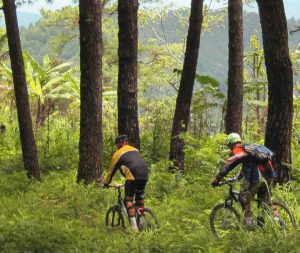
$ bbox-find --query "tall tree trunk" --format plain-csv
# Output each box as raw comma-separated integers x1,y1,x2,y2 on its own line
169,0,204,171
117,0,140,149
77,0,103,184
256,0,293,184
225,0,243,135
3,0,41,180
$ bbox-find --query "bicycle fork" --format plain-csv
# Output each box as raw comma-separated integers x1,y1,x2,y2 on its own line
121,201,129,220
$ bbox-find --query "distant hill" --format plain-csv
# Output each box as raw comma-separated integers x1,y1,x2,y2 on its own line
0,12,41,28
4,0,299,28
18,9,300,83
198,11,300,82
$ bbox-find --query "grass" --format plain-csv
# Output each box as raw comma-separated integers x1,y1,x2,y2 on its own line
1,164,300,253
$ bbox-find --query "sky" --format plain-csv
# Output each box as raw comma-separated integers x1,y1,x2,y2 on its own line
17,0,297,19
18,0,227,14
18,0,76,14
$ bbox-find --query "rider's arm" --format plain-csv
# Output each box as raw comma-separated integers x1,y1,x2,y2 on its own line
103,151,123,185
216,152,248,181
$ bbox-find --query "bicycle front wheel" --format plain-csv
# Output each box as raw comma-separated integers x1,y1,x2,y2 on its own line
105,205,125,229
210,203,241,239
136,208,159,231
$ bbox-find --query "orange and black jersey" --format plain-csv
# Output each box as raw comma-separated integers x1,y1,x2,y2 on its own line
104,145,148,184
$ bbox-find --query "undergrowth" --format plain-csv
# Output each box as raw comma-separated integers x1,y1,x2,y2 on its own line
1,152,300,252
1,120,300,252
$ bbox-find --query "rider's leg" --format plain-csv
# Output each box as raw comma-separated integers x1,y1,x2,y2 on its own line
257,178,273,204
135,180,147,211
239,179,252,218
239,179,260,228
125,180,138,230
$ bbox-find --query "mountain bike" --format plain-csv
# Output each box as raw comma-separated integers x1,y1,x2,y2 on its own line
105,184,159,231
210,176,296,239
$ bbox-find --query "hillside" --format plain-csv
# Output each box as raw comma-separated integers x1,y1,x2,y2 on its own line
199,12,300,82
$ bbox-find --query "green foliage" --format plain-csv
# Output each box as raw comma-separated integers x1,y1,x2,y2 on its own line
0,107,24,173
242,34,269,139
36,117,79,171
173,68,222,95
0,31,7,54
182,133,228,174
173,68,225,136
22,52,76,101
139,97,175,163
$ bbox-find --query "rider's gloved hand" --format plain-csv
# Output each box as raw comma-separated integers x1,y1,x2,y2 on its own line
211,179,220,187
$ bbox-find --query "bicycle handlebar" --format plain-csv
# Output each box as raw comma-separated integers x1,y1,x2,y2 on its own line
218,175,240,186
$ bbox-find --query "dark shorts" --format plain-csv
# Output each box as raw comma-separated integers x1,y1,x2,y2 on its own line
239,178,273,205
125,180,147,198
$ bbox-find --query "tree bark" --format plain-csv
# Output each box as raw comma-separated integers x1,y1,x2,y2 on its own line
169,0,204,171
77,0,103,184
256,0,293,184
117,0,140,149
3,0,41,180
225,0,244,135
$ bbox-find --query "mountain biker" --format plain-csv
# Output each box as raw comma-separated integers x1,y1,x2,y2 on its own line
211,133,276,228
103,135,148,231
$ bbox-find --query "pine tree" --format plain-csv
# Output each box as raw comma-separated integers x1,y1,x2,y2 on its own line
77,0,103,183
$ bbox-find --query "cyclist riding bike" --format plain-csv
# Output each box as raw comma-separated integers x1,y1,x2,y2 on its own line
211,133,276,228
103,135,148,231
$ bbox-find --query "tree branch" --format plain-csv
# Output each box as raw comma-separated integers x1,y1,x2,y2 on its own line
290,27,300,35
161,12,183,65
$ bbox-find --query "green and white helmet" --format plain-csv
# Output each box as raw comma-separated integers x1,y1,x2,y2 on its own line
226,133,241,145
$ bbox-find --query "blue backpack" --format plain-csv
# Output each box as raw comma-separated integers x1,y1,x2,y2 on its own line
243,144,273,163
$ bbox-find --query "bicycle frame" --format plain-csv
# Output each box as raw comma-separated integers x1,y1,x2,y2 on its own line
224,183,240,208
106,184,158,231
221,179,267,211
113,184,146,216
220,178,273,210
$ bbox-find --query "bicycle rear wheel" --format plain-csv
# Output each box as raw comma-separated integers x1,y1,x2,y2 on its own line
105,205,125,229
136,208,159,231
210,203,241,239
259,199,296,229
